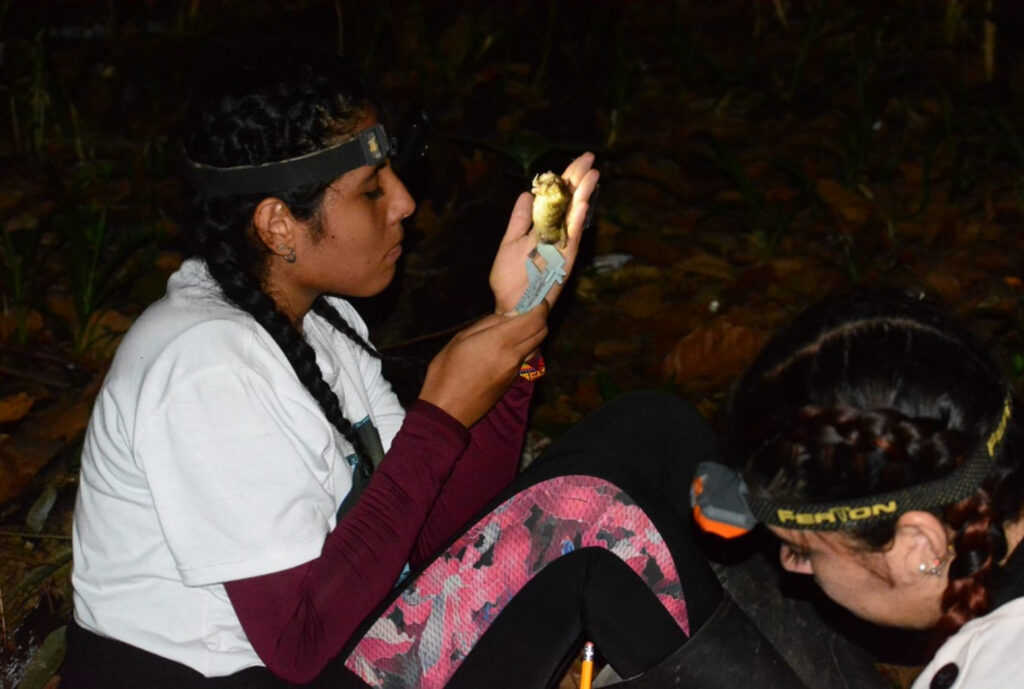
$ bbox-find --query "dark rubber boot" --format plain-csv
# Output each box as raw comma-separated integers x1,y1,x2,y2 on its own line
608,591,806,688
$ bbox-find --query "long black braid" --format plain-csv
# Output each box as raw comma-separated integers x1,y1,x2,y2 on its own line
181,54,382,466
312,297,379,358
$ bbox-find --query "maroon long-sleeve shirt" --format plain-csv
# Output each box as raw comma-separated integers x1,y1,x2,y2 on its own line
224,378,534,683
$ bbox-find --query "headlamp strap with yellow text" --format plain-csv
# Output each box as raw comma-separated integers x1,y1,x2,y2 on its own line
691,393,1013,536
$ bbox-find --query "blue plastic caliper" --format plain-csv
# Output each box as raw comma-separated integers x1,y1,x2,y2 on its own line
514,243,567,314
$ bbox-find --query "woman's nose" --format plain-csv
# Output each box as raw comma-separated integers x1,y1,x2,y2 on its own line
387,167,416,222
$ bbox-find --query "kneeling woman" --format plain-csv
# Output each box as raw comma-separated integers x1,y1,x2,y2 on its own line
62,54,722,688
693,290,1024,689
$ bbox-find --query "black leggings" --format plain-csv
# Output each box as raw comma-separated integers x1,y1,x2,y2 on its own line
63,392,723,689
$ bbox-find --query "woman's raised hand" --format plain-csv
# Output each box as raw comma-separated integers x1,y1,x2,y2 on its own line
418,305,549,427
424,154,597,427
490,153,600,316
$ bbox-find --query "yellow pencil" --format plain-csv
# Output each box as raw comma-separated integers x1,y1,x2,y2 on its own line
579,641,595,689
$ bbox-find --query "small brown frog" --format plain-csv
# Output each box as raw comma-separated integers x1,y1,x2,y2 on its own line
530,171,572,249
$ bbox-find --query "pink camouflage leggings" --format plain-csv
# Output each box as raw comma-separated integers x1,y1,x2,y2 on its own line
344,474,691,687
332,391,724,688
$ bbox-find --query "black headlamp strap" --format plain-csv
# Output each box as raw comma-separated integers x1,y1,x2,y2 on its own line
693,393,1013,536
752,392,1013,531
181,123,395,197
750,444,992,529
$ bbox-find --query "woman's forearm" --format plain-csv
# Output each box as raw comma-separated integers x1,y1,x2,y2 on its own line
224,400,469,683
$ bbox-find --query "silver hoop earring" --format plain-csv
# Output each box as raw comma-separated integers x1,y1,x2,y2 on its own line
277,244,297,264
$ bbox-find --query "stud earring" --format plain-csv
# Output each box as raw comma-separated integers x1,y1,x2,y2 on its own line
277,244,297,264
920,545,953,577
919,557,943,576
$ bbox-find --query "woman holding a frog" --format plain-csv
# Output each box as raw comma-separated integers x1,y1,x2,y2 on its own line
61,53,727,688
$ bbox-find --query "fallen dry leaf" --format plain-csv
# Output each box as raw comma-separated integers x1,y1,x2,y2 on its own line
614,283,666,320
614,230,689,265
662,319,767,385
461,148,498,191
0,187,26,212
81,309,135,360
921,270,962,303
816,178,872,227
3,211,39,232
0,391,35,423
673,252,737,282
594,338,645,358
0,434,64,504
589,263,663,291
154,250,184,273
35,397,92,443
593,216,623,255
0,307,44,341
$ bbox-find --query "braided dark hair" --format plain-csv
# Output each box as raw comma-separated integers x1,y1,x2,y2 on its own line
726,289,1024,638
180,53,382,464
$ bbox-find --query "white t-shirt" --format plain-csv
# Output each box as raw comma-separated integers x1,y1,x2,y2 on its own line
912,597,1024,689
71,258,405,677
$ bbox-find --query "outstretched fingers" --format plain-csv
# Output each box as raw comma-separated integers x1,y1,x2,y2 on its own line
566,167,600,246
562,152,596,188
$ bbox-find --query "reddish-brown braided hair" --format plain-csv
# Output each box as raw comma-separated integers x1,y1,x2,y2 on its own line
726,289,1024,638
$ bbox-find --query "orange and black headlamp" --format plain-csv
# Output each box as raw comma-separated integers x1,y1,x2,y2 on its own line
690,462,759,539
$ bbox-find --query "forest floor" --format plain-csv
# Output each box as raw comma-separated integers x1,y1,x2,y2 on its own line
3,2,1024,687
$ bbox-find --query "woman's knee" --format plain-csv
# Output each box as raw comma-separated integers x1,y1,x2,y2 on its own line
605,390,713,436
559,391,719,471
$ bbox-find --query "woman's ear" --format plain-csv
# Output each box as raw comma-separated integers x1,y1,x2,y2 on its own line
779,542,814,575
252,198,299,259
888,511,951,585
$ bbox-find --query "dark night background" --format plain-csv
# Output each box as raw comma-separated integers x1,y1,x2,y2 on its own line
3,1,1024,686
